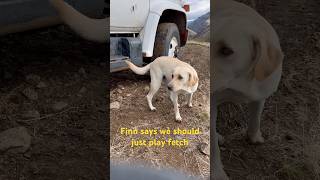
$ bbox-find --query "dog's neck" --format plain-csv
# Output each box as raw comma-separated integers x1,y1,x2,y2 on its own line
185,83,198,94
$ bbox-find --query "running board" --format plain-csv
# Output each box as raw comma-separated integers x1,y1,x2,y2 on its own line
110,55,130,72
110,37,142,72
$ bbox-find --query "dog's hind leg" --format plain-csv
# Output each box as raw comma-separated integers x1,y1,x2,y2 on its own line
146,69,161,111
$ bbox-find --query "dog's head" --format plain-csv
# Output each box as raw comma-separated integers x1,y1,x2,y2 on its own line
167,66,198,92
212,16,283,92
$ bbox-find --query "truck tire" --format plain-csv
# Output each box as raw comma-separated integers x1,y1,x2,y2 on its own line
153,23,180,59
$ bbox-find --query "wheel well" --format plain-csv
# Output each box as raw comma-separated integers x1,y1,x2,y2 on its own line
158,10,187,46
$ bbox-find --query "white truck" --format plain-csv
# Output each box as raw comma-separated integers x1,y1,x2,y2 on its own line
110,0,189,72
0,0,189,72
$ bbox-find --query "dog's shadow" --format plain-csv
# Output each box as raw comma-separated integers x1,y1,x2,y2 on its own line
110,70,150,89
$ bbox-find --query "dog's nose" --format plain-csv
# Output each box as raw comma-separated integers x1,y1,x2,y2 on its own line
167,86,172,91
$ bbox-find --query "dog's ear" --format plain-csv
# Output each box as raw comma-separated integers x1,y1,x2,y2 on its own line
188,71,198,87
252,36,283,81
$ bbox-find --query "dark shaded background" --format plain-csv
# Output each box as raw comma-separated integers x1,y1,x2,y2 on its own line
0,26,108,179
216,0,320,179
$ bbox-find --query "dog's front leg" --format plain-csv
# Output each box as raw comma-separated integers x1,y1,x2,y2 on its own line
187,93,193,107
247,99,266,144
170,91,180,107
171,93,182,122
212,95,229,180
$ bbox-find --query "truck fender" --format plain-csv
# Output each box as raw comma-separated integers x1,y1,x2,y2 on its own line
140,1,186,57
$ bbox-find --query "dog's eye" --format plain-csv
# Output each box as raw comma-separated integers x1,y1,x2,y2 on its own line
172,74,174,78
219,46,234,56
178,75,183,80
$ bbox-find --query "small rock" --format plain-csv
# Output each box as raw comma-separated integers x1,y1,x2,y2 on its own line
118,85,125,90
110,101,120,110
0,126,31,153
198,142,210,155
26,74,41,85
285,134,294,141
175,135,183,140
126,94,131,97
117,89,122,94
78,67,87,78
117,96,123,102
144,86,150,92
23,151,32,158
22,87,38,100
138,147,148,154
73,73,80,80
52,101,68,111
36,81,47,88
79,87,87,94
22,110,40,119
198,112,209,121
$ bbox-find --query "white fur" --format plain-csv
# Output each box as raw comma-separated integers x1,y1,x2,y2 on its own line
125,57,199,122
212,0,284,179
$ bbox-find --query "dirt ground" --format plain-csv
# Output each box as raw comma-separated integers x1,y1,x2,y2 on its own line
110,42,210,179
1,0,320,179
217,0,320,179
0,27,108,179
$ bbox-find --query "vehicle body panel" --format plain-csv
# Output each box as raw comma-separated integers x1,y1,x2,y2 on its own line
141,0,186,57
0,0,105,35
110,0,149,33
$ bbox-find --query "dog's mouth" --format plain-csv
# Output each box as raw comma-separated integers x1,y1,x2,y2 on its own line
168,85,179,92
168,86,184,93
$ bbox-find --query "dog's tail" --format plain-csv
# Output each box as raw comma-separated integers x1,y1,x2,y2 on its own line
49,0,107,43
125,60,150,75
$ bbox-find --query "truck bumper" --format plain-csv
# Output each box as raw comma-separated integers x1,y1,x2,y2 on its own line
110,37,143,72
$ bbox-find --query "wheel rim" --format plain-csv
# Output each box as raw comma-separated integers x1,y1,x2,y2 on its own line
168,37,178,57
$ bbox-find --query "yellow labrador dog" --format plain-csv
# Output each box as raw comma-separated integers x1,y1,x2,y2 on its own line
212,0,284,179
49,0,108,42
125,57,199,122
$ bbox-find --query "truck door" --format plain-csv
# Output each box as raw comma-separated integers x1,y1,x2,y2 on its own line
110,0,149,33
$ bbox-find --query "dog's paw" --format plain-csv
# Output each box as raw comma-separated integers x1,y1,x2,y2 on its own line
247,130,265,144
187,103,193,108
150,107,156,111
175,116,182,122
